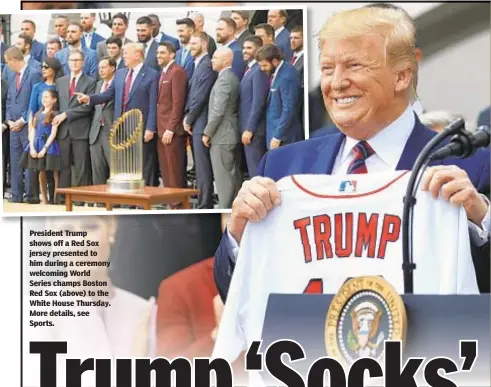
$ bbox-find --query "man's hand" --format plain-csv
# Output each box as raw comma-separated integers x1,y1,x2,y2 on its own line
10,119,25,131
144,130,155,143
211,294,224,342
202,134,211,148
52,113,67,126
183,116,192,134
270,138,281,149
162,130,174,145
75,93,90,105
229,176,281,244
421,165,489,226
242,130,253,145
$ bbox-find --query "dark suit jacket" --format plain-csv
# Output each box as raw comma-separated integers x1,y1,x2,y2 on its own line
116,59,126,70
477,106,490,127
214,116,491,300
144,40,160,71
0,42,6,64
156,257,217,359
1,78,7,124
160,32,180,51
239,62,269,136
89,79,115,145
176,47,194,80
228,40,246,80
184,55,217,135
5,65,42,124
81,31,105,51
2,57,41,82
90,64,159,131
236,29,253,49
266,61,302,147
293,53,304,85
55,46,98,78
275,28,293,62
157,62,188,136
204,32,217,57
30,39,45,63
56,73,96,140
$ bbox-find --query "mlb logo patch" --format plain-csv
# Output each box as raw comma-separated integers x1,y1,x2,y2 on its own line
339,180,357,193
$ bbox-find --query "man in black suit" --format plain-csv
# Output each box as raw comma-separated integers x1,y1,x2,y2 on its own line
184,32,217,209
1,78,9,194
231,10,252,49
89,57,115,187
136,16,160,71
53,49,96,192
189,12,217,57
105,36,125,70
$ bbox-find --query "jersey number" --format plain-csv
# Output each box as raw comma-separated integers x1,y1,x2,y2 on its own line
303,278,323,294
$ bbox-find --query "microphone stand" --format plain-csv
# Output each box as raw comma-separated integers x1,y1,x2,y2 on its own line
401,118,466,294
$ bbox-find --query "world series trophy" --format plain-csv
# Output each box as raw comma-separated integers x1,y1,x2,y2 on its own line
107,109,145,192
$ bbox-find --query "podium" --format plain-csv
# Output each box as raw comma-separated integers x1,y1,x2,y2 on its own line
260,294,490,385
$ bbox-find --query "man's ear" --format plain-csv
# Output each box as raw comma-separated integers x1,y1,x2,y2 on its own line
394,67,412,94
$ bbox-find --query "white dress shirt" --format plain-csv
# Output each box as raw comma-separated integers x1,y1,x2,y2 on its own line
154,32,163,43
274,26,285,38
126,62,144,92
226,104,490,261
84,30,94,48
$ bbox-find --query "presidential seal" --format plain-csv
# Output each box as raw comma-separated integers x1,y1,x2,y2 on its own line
325,276,407,367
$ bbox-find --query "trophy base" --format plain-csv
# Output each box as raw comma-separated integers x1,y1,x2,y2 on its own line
107,178,145,193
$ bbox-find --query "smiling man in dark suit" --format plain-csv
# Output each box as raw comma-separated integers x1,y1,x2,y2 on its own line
214,6,490,300
136,16,160,71
239,35,269,178
183,32,217,209
53,49,96,192
78,42,159,187
89,57,116,187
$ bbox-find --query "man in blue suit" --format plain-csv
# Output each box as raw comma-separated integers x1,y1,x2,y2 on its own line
20,20,44,63
183,32,217,209
80,13,105,51
78,42,159,187
267,10,293,62
257,44,302,150
4,47,41,203
136,16,160,71
239,36,269,178
175,18,195,79
215,18,246,80
3,34,41,81
55,22,98,78
148,14,181,51
214,6,491,299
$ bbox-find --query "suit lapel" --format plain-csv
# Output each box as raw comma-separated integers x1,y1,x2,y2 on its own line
128,66,145,103
17,66,30,96
396,114,439,170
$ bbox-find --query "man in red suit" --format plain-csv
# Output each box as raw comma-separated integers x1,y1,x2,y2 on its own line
156,41,188,189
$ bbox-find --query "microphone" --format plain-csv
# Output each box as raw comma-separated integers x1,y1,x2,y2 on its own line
430,125,490,161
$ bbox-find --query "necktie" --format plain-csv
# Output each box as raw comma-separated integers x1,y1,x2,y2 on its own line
100,82,109,125
69,77,76,98
181,48,188,65
122,69,133,112
269,75,274,88
244,66,251,77
291,55,297,65
61,39,67,48
16,72,21,91
346,141,375,174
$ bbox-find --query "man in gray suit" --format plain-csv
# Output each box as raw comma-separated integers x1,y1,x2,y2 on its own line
202,48,241,209
53,50,96,193
89,57,115,187
231,10,252,49
96,13,132,59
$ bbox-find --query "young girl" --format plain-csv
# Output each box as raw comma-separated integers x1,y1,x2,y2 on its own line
20,89,61,204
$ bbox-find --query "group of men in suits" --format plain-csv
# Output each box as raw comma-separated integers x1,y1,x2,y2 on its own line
2,10,305,208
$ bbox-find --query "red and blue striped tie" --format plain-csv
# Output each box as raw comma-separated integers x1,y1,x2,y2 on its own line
347,141,375,174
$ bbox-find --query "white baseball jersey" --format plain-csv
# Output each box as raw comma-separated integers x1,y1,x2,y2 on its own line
212,171,479,374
